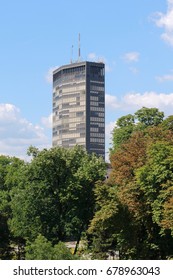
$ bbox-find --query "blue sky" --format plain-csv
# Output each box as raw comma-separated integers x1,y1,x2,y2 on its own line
0,0,173,160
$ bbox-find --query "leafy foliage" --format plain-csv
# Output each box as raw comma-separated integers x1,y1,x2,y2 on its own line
89,109,173,259
9,146,106,247
134,107,164,126
0,156,24,259
111,107,164,153
1,107,173,260
25,234,78,260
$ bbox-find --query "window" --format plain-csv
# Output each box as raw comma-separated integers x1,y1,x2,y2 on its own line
76,111,84,117
90,127,99,132
90,101,98,106
90,96,98,101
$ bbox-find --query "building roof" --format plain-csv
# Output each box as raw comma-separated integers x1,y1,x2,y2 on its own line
53,61,105,75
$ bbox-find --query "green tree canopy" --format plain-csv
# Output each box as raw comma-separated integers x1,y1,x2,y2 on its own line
116,114,135,127
111,107,165,153
89,118,173,259
0,155,25,259
9,146,106,249
161,115,173,131
134,107,164,126
25,234,78,260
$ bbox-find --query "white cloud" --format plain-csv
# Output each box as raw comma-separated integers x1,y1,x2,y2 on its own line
87,53,112,72
106,91,173,117
156,70,173,82
153,0,173,46
106,121,116,138
45,66,59,84
105,121,116,162
88,53,97,60
123,52,140,62
0,103,51,160
123,91,173,108
129,66,139,74
105,64,112,72
105,91,173,159
41,113,52,128
105,94,120,109
105,121,115,146
0,103,20,122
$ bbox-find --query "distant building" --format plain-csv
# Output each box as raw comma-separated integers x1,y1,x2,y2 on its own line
52,61,105,159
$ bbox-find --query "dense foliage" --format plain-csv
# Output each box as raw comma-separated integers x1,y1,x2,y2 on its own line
25,235,79,260
1,107,173,259
0,146,106,259
88,107,173,259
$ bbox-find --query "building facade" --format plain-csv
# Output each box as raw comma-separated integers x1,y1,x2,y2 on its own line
52,61,105,158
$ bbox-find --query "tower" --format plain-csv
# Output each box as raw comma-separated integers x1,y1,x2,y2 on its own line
52,61,105,158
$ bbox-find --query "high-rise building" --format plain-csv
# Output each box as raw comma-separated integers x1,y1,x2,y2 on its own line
52,61,105,158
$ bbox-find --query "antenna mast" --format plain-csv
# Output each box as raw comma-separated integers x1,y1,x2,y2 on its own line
71,45,73,63
78,33,81,62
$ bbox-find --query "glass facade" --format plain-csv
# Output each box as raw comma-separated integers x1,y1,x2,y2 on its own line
53,61,105,158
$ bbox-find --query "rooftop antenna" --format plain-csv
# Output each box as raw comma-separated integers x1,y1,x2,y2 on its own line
78,33,81,62
71,45,73,63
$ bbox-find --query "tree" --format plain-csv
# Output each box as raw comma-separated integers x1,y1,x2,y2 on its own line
0,213,11,259
111,107,165,154
25,234,78,260
9,146,106,252
25,235,53,260
116,114,135,127
87,182,119,259
90,131,148,259
53,242,79,260
161,194,173,233
27,145,39,158
111,114,135,152
0,155,25,259
161,115,173,131
134,107,164,127
136,142,173,237
89,121,173,259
